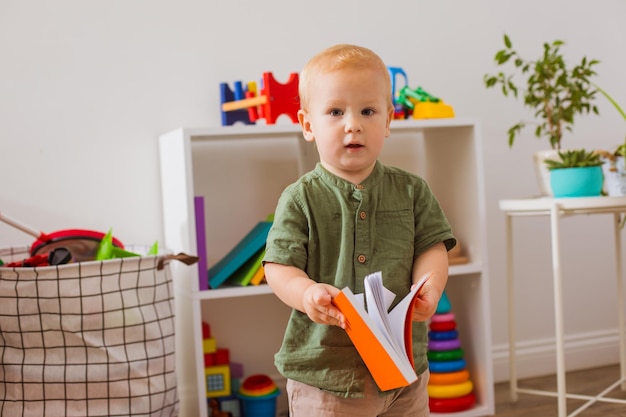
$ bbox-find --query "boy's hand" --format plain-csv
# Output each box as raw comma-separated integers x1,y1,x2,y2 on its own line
411,282,441,322
302,283,346,328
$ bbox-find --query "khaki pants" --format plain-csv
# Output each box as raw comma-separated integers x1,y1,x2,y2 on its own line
286,370,430,417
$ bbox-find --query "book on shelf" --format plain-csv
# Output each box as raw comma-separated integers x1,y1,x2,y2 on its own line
224,249,265,287
249,262,265,285
208,219,272,289
194,196,209,291
332,271,431,391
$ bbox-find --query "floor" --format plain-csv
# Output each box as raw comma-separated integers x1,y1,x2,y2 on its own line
493,364,626,416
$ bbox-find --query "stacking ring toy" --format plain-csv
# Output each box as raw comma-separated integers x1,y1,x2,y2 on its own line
435,291,451,314
429,358,466,373
428,348,464,361
427,380,473,399
429,321,456,332
428,369,470,385
428,330,459,340
428,338,461,351
431,312,455,323
429,392,476,413
239,374,278,397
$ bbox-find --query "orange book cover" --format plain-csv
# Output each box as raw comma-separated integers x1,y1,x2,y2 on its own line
332,271,430,391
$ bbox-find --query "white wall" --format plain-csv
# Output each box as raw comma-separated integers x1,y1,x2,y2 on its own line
2,0,625,405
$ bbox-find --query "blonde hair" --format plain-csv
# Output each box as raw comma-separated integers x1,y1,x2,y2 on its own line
298,44,392,111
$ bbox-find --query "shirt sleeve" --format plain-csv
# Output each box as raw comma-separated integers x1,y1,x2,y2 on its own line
263,187,310,271
413,178,457,255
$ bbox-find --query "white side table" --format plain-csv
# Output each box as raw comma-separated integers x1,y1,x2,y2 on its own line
499,196,626,417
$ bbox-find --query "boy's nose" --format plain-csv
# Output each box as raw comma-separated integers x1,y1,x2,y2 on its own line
345,117,363,133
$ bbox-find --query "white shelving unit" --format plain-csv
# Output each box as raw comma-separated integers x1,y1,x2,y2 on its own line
158,118,494,417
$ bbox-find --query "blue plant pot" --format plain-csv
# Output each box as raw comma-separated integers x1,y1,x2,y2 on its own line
550,166,603,198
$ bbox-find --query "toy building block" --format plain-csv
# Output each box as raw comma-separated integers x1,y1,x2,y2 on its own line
245,81,259,122
215,348,230,365
230,362,244,380
205,364,231,398
203,337,217,354
214,396,242,417
412,101,455,119
220,81,254,126
221,71,300,125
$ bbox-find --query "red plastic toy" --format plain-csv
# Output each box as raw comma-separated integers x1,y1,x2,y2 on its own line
221,71,300,125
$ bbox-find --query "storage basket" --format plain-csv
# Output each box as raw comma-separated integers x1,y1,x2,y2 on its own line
0,245,194,417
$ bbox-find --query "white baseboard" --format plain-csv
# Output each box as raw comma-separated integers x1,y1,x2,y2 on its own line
492,328,622,383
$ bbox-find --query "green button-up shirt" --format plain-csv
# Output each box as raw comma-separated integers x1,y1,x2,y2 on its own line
264,161,456,398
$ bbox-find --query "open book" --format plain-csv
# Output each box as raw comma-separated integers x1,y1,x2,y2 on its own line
332,271,431,391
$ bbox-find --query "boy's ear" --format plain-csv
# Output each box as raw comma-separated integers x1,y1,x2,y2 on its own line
385,106,394,137
298,109,315,142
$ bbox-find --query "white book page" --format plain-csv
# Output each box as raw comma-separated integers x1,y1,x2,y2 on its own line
364,272,406,359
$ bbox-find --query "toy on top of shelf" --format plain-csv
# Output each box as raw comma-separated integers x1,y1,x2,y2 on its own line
220,80,254,127
398,86,455,119
388,66,411,120
388,66,409,106
386,65,455,120
220,71,300,126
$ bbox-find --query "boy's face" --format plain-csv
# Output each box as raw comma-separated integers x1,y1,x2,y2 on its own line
298,67,393,184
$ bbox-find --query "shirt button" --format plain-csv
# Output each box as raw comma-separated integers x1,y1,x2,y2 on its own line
356,184,364,189
359,211,366,220
357,254,366,263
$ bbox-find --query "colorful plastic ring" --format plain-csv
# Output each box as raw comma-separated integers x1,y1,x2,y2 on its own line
429,392,476,413
428,338,461,351
429,358,466,373
428,348,464,361
427,380,473,399
429,321,456,332
428,330,459,340
430,312,455,323
428,369,470,385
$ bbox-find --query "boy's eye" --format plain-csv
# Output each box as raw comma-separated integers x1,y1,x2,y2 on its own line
330,109,343,116
362,108,375,116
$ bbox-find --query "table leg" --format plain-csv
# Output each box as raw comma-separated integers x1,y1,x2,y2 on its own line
506,214,518,402
613,213,626,390
550,203,567,417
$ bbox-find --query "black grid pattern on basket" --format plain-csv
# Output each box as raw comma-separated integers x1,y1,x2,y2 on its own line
0,248,178,417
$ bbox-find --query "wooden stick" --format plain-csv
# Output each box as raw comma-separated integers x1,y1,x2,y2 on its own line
221,95,267,112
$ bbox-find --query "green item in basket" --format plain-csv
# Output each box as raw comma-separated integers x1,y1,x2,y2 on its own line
95,228,159,261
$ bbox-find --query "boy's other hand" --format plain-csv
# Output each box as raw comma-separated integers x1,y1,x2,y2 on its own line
411,282,441,322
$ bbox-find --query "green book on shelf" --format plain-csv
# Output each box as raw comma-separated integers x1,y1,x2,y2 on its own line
224,249,265,287
208,220,272,289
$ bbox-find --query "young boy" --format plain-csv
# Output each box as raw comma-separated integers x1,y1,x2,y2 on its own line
263,44,456,416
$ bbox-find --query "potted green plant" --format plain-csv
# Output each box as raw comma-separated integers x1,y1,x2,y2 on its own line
594,85,626,196
484,34,601,196
544,149,604,197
